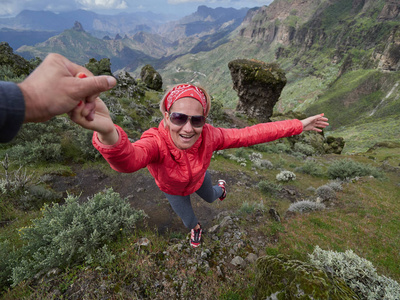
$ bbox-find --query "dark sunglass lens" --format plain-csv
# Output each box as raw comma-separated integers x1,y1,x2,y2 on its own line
191,116,206,127
170,112,188,126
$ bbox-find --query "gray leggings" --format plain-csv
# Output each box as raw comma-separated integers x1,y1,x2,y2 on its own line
164,171,223,230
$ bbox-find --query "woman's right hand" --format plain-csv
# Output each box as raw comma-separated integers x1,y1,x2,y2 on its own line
68,96,119,145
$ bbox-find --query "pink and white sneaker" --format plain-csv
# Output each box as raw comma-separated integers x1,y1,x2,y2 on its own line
218,179,227,201
190,223,202,248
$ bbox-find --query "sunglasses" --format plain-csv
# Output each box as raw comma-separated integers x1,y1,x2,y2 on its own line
169,112,206,128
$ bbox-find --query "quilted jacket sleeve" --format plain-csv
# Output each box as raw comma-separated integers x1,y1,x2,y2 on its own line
210,119,303,150
0,81,25,143
92,125,159,173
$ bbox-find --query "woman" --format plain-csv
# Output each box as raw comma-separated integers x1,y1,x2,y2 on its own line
70,83,329,248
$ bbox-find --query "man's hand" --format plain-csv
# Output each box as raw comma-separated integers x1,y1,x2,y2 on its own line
18,53,117,123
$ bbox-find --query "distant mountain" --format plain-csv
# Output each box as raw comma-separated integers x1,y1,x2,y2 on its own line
16,23,153,72
14,6,250,73
156,5,249,41
0,9,174,37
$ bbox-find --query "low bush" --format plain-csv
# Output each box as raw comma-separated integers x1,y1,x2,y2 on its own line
326,180,343,192
309,246,400,299
258,180,282,195
295,160,324,177
316,185,336,201
294,142,316,156
287,200,326,213
238,201,266,215
327,159,384,180
276,170,296,182
252,142,291,154
2,189,145,288
18,185,61,210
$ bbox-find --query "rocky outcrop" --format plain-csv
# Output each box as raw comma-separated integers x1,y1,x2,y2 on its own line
378,0,400,21
0,42,33,76
254,254,359,299
324,136,345,154
228,59,287,122
373,26,400,71
140,64,163,91
111,71,145,99
72,21,84,32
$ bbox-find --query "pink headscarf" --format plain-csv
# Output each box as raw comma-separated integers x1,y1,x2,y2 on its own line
164,84,207,115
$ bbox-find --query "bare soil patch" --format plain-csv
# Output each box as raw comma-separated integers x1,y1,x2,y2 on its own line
49,165,243,235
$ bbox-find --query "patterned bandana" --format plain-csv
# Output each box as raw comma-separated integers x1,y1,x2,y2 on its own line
164,84,207,115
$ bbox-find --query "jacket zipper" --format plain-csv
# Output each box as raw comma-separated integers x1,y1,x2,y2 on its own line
183,150,193,186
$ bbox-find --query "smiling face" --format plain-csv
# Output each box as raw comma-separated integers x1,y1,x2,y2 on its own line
164,97,204,150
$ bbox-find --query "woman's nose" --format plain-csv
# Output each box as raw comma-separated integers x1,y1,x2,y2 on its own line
181,119,194,131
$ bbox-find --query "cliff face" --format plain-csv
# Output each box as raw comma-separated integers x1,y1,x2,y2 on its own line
239,0,400,71
239,0,322,45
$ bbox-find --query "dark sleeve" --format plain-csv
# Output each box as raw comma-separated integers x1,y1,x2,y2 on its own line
0,81,25,143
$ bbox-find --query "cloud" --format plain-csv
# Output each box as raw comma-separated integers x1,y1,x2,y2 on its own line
76,0,128,10
0,0,129,16
167,0,269,6
167,0,205,4
0,0,78,16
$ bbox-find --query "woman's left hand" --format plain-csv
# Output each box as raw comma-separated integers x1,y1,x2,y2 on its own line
301,113,329,132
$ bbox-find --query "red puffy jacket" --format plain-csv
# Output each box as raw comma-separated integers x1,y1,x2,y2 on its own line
93,119,303,196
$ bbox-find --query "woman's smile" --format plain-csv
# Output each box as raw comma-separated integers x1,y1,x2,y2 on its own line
165,97,204,150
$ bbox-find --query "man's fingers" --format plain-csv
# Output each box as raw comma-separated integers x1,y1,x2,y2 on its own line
78,75,117,96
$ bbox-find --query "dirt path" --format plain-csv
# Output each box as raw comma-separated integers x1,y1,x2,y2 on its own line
49,165,238,235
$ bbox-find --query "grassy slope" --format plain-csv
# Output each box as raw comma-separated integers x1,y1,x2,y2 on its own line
1,146,399,298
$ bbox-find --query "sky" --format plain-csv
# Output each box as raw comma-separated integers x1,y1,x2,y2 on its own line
0,0,273,18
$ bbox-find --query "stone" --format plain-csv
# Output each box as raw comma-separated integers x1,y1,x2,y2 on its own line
219,216,233,228
140,64,163,90
228,59,287,122
137,237,151,247
208,224,220,233
269,208,281,223
245,253,258,264
231,256,246,268
254,254,359,299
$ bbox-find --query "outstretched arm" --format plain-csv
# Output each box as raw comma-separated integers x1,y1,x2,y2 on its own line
301,113,329,132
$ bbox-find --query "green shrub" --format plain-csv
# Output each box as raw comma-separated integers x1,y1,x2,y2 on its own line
287,200,326,213
8,119,71,164
0,240,20,292
18,185,61,210
73,127,101,161
294,142,316,156
295,160,324,176
316,185,336,201
0,154,34,196
326,180,343,191
235,148,249,159
252,142,291,154
9,189,145,287
238,200,266,215
309,246,400,299
327,159,384,180
258,180,282,195
208,97,226,124
276,170,296,182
